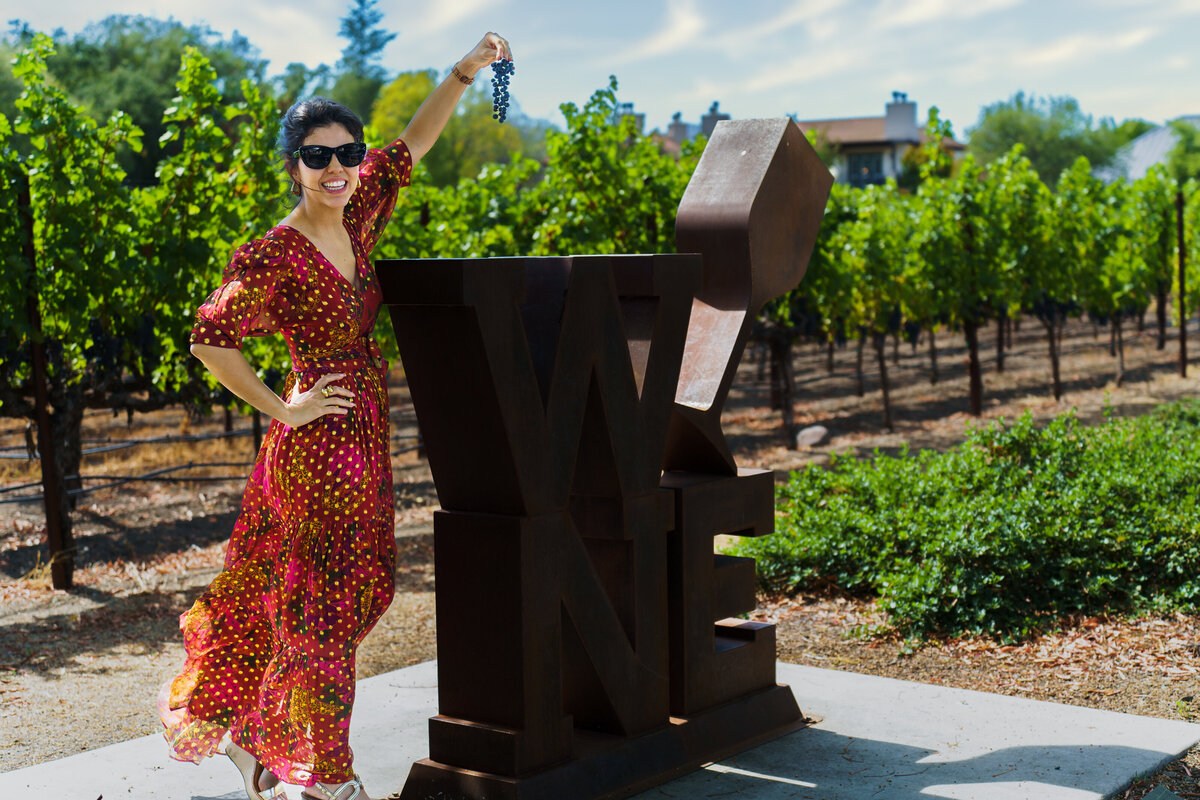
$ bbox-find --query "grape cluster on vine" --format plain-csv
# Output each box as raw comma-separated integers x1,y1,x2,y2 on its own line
491,58,514,123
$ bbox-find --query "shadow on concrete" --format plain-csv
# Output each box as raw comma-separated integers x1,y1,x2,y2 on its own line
648,725,1176,799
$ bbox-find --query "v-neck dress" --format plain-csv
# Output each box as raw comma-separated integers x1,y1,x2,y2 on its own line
159,139,413,787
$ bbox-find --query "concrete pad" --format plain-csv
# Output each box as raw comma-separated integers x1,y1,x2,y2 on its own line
639,663,1200,799
0,661,440,800
1,660,1196,800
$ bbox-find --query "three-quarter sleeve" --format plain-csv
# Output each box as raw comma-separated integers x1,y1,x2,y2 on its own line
190,238,292,350
345,138,413,254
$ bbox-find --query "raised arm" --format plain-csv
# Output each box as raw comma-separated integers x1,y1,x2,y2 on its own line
400,32,512,167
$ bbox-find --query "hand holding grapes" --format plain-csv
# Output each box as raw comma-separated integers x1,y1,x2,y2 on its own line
458,32,512,79
402,33,514,168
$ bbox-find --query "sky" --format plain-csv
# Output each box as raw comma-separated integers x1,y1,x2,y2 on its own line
10,0,1200,139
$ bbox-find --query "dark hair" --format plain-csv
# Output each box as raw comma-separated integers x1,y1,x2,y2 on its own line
278,96,365,170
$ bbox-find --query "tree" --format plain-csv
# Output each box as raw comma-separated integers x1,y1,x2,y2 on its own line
836,182,911,430
1098,117,1156,153
331,0,397,120
1166,121,1200,374
1129,166,1176,349
373,74,699,255
1167,120,1200,183
1,38,285,587
917,154,1011,415
5,16,267,185
992,146,1069,399
526,76,700,257
799,126,837,168
898,106,956,191
1084,178,1153,386
3,34,145,586
967,92,1125,188
339,0,396,78
275,62,332,112
795,184,859,376
893,109,960,383
0,41,20,111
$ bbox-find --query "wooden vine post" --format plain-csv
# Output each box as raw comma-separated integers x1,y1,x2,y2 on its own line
18,168,72,589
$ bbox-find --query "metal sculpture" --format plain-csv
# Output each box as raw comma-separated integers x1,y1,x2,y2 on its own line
379,117,833,800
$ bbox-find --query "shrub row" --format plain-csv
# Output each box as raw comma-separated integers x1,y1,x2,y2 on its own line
732,401,1200,640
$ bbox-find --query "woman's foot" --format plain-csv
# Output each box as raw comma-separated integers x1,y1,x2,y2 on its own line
301,775,371,800
225,740,284,799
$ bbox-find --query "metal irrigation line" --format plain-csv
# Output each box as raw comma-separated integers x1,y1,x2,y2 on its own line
3,427,422,460
1,407,416,451
0,428,254,459
0,461,256,504
2,431,425,504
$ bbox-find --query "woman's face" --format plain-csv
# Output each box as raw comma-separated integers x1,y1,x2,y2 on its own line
290,123,361,211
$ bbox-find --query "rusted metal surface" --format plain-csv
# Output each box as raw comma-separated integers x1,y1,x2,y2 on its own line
380,118,832,800
669,118,834,474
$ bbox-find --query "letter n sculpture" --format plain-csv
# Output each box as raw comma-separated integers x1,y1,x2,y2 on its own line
379,118,833,800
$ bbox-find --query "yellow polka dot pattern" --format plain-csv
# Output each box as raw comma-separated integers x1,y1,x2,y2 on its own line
163,139,414,788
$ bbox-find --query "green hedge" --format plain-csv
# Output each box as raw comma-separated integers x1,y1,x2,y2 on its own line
732,401,1200,640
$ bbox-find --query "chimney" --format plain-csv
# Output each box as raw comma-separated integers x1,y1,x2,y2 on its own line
885,92,918,142
701,101,730,138
668,111,690,144
615,101,645,135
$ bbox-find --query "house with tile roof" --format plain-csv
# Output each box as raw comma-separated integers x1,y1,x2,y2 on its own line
792,93,965,187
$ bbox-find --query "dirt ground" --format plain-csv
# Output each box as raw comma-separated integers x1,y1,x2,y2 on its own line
2,313,1200,798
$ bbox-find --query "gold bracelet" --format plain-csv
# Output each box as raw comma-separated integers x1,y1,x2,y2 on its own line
451,63,473,85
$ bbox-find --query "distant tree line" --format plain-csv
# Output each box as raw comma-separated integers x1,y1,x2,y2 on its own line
0,1,548,188
966,91,1156,187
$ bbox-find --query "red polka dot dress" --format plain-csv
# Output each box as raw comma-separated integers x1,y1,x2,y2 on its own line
158,139,412,787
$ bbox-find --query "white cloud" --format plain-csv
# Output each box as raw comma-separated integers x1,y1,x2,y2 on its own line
241,4,342,68
1014,26,1156,68
684,46,862,103
610,0,706,64
874,0,1025,29
409,0,497,36
708,0,843,55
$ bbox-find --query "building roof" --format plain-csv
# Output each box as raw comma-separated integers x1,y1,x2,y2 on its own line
1100,115,1200,181
795,116,887,144
794,116,965,150
651,132,682,157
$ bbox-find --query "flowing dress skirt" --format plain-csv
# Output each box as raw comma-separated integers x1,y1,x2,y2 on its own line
159,356,395,787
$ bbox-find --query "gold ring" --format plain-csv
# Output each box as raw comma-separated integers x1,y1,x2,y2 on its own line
320,386,331,398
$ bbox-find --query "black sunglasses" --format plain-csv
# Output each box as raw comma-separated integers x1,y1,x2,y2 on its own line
292,142,368,170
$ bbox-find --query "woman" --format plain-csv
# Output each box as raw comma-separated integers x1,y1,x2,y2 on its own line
159,33,513,800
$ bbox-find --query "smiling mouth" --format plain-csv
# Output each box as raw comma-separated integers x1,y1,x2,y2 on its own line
322,179,348,192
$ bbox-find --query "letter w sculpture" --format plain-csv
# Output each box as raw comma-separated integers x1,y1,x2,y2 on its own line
379,119,833,800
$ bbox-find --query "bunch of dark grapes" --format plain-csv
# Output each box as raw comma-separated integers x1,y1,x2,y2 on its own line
491,58,514,123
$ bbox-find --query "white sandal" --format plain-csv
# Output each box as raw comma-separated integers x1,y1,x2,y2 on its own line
224,739,288,800
302,775,365,800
